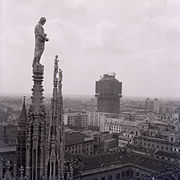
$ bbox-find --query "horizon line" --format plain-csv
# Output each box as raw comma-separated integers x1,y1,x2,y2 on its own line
1,93,180,100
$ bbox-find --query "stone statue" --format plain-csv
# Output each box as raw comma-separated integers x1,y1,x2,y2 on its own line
32,17,49,67
54,55,59,81
59,69,63,82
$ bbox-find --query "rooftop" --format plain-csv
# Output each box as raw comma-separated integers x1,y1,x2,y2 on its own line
70,150,179,175
65,132,93,146
135,135,180,146
100,73,117,81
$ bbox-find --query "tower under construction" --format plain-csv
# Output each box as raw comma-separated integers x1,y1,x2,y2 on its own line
95,73,122,114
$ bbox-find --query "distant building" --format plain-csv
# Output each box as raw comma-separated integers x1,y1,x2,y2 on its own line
103,138,118,152
101,117,140,136
93,132,118,154
162,131,180,143
154,98,160,114
1,123,17,145
65,132,94,156
95,74,122,114
145,98,160,113
133,135,180,155
71,151,180,180
87,111,110,130
118,131,135,147
64,112,88,128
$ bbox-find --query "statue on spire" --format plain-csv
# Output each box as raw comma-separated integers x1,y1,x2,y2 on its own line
54,55,59,82
59,68,63,82
32,17,49,67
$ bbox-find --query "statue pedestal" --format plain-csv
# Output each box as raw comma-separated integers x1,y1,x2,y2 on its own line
31,63,45,110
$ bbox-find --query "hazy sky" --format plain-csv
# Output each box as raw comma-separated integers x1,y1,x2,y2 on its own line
1,0,180,97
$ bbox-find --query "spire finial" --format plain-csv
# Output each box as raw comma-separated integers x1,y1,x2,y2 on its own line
22,96,26,108
18,96,27,122
21,96,25,107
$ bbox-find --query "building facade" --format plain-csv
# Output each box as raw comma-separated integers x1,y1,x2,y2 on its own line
95,74,122,114
71,151,180,180
133,135,180,155
64,112,88,129
145,98,160,113
65,132,94,156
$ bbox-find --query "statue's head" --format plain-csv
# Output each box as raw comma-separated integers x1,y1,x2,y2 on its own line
39,17,46,25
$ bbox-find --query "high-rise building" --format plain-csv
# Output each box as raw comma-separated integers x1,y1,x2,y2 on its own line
95,74,122,114
145,98,160,113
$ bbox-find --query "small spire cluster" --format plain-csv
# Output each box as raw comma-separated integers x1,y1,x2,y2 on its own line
45,55,65,180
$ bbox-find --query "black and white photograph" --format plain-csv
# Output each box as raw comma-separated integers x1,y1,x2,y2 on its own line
0,0,180,179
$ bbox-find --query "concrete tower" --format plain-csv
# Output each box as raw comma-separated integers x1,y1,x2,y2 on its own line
45,56,65,180
16,96,27,177
95,74,122,114
26,65,46,180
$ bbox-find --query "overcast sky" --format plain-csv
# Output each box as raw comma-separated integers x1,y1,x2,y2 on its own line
1,0,180,97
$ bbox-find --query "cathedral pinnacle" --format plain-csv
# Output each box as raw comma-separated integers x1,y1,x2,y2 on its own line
19,96,27,123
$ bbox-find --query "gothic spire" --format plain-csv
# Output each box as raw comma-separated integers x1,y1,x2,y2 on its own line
16,96,27,177
26,64,46,180
50,55,59,139
58,61,65,180
45,55,65,180
19,96,27,123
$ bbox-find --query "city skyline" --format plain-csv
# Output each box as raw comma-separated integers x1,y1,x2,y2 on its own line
1,0,180,97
